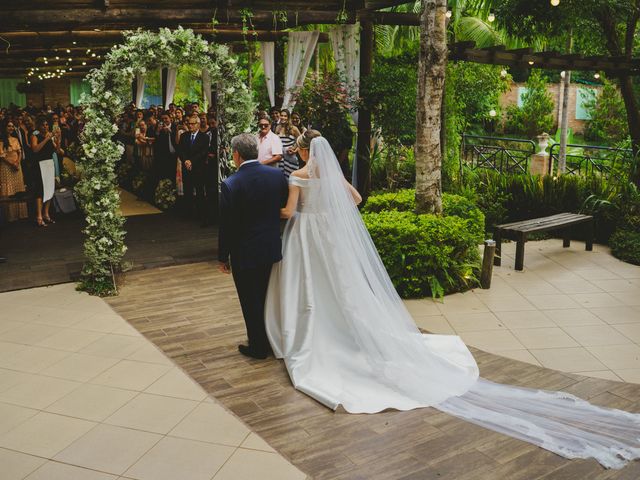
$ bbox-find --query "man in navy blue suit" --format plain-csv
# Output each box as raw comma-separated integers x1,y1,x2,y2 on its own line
218,133,288,359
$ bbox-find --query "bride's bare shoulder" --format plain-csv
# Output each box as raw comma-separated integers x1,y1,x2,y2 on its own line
291,168,310,179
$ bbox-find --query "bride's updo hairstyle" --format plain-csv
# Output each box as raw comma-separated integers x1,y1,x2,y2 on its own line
295,129,322,150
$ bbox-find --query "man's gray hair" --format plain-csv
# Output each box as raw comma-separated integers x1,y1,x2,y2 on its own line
231,133,259,161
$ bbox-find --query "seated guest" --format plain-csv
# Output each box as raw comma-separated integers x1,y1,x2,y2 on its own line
257,117,283,168
0,120,28,222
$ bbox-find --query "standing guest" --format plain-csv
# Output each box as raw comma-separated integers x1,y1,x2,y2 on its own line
0,121,28,221
257,118,283,167
291,112,306,135
134,109,144,128
30,118,60,227
154,113,177,184
275,109,301,179
203,114,219,225
177,114,209,226
269,106,280,133
135,120,155,172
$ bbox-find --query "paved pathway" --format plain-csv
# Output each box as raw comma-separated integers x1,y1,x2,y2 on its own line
106,259,640,479
410,240,640,383
0,284,304,480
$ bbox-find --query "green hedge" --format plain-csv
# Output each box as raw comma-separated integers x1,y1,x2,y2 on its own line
363,191,485,299
610,229,640,265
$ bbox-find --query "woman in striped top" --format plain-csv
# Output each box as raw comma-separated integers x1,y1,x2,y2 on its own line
276,109,301,178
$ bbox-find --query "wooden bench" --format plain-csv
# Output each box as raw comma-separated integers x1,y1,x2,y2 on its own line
493,213,594,271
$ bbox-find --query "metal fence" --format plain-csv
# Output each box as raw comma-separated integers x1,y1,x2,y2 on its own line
462,134,637,180
548,143,635,179
461,134,536,175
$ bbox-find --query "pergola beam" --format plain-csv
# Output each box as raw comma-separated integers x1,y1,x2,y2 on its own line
0,8,359,31
449,42,640,74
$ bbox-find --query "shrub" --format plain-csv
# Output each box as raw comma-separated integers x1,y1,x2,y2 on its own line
154,179,177,210
584,80,629,143
505,70,555,138
609,229,640,265
362,192,485,299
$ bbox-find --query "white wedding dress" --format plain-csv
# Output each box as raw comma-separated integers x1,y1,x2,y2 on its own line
264,137,640,469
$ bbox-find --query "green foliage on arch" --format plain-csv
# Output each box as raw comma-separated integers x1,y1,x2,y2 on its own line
75,27,254,295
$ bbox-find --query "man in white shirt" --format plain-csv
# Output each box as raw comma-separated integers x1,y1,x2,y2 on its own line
256,118,283,167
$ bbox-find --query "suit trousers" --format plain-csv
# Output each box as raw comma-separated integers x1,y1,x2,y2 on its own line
181,168,206,223
232,263,273,353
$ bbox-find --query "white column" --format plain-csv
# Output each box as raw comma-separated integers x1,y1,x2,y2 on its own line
164,67,177,109
135,73,145,109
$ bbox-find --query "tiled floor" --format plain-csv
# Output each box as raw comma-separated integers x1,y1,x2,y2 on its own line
409,239,640,383
0,284,305,480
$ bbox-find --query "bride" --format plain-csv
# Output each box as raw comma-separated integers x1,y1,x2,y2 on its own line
264,130,640,469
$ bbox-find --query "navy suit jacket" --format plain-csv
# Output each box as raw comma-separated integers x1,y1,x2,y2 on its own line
218,161,288,271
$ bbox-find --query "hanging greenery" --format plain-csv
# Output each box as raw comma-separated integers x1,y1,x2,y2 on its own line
76,27,253,295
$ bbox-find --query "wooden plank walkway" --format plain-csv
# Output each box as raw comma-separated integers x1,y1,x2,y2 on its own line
0,211,218,292
105,262,640,480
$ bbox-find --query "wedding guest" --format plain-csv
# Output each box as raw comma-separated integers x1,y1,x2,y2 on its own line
154,113,177,184
135,120,155,172
177,114,210,226
269,106,280,133
275,109,301,179
204,114,219,225
30,117,60,227
0,121,28,221
257,118,282,167
291,112,306,135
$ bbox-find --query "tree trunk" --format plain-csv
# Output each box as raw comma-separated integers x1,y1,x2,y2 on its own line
618,74,640,186
415,0,447,214
558,32,572,175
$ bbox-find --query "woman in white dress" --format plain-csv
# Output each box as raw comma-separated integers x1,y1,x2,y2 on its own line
265,131,640,469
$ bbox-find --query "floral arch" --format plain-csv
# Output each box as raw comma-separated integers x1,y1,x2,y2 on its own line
76,28,254,295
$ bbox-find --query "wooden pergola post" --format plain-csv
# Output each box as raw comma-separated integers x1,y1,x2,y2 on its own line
161,67,168,110
274,38,285,107
355,19,374,199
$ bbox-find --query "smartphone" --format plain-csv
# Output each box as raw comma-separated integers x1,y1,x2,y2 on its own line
135,128,140,136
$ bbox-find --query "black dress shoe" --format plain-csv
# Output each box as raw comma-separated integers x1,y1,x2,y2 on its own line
238,344,268,360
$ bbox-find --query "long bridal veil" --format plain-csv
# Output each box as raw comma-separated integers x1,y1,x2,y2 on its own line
280,137,640,469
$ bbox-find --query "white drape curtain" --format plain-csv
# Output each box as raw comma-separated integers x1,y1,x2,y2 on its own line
202,70,212,109
260,42,276,107
164,67,177,109
135,73,146,109
329,23,360,124
282,31,319,111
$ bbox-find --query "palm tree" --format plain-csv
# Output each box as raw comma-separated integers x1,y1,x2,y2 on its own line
415,0,448,214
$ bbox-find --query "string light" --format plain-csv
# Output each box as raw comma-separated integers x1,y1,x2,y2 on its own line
66,49,71,53
55,56,60,60
445,10,452,18
594,73,600,79
528,60,535,65
551,0,560,5
500,69,507,77
82,61,87,65
91,53,96,57
488,13,495,22
72,41,77,44
560,71,566,78
489,109,497,117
